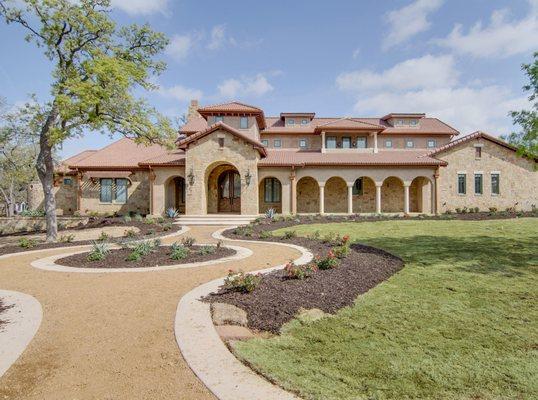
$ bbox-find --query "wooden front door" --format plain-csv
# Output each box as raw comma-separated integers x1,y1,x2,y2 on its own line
218,170,241,213
174,177,185,214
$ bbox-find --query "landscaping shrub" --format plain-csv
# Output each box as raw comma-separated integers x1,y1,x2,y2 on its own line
234,226,253,237
59,234,75,243
87,242,110,261
123,214,132,223
160,222,173,231
489,207,498,213
259,230,272,239
332,245,350,259
170,242,189,260
455,207,462,213
322,231,336,243
282,230,297,239
97,231,110,242
307,230,321,240
284,261,316,280
181,236,196,247
124,229,137,238
224,270,262,293
265,208,276,220
166,208,179,218
216,240,223,250
198,245,216,255
315,250,340,270
133,213,143,222
144,217,155,225
126,240,159,261
19,209,45,217
18,237,37,248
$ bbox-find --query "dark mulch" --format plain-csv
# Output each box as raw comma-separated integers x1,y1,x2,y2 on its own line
0,217,183,256
56,245,236,269
0,298,14,330
205,234,404,333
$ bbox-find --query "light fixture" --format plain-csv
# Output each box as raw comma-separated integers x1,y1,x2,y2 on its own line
245,169,252,186
187,169,195,186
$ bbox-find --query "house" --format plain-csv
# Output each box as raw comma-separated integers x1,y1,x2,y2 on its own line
27,100,537,219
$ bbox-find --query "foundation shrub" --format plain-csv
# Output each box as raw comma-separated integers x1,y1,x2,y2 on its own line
123,214,132,223
166,208,179,218
284,261,316,280
224,270,262,293
161,222,173,231
234,226,253,237
87,242,110,261
489,207,498,213
170,242,189,260
133,213,143,222
315,250,340,270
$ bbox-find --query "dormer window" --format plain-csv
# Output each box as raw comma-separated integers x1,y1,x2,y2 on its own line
405,139,414,148
395,119,405,127
301,119,308,125
287,119,295,126
427,139,436,148
240,116,248,129
214,115,224,123
410,119,419,126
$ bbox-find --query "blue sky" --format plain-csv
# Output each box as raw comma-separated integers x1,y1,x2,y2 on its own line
1,0,537,158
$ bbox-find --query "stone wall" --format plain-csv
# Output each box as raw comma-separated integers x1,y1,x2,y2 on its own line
437,139,537,211
324,177,347,213
258,168,291,214
297,177,319,213
352,177,376,213
27,178,78,216
151,167,186,216
0,216,88,235
381,177,404,212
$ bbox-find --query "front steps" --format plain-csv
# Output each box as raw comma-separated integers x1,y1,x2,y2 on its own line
175,214,258,226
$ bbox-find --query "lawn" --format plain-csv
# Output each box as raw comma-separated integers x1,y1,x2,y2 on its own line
233,218,538,400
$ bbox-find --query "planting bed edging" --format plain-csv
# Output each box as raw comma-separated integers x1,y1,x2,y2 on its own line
31,243,252,274
0,226,190,260
174,227,312,400
0,290,43,378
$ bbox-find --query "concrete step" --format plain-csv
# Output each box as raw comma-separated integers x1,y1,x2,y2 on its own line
175,214,258,226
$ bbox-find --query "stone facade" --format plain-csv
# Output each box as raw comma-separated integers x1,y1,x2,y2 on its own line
437,138,537,212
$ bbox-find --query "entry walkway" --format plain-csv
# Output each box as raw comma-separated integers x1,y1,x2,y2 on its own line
0,226,300,399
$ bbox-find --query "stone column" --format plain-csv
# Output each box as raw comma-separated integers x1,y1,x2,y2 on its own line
430,180,435,214
434,170,440,215
373,132,378,153
347,184,353,214
375,183,382,214
319,183,325,214
290,172,297,215
404,182,410,214
321,131,326,153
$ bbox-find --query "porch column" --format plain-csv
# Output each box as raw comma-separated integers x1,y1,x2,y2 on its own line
403,182,410,214
321,131,326,153
430,180,435,214
347,184,353,214
149,168,155,215
372,132,378,153
375,183,382,214
319,183,325,214
290,172,297,215
434,169,440,215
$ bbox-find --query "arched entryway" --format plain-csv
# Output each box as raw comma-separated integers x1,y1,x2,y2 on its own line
324,176,347,213
296,177,319,213
381,176,404,213
206,163,241,214
259,177,282,214
165,176,186,214
352,176,376,213
410,176,433,213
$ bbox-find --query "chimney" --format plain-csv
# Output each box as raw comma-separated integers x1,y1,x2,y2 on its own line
187,99,200,122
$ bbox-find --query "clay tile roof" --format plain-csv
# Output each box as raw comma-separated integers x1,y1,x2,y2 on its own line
259,149,446,167
196,101,266,129
381,113,426,121
139,150,186,166
179,116,208,134
426,131,518,156
67,138,169,169
315,117,385,131
56,150,97,174
177,121,267,157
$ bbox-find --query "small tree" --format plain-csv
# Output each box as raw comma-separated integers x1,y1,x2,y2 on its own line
503,52,537,159
0,0,176,241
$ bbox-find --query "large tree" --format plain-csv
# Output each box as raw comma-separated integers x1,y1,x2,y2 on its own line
0,0,176,241
503,52,537,159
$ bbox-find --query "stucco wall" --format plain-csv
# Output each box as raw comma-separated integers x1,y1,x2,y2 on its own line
437,139,537,211
260,134,321,150
378,134,451,149
151,167,186,216
258,168,291,214
185,129,260,215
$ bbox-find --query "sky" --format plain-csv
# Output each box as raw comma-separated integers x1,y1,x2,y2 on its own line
0,0,537,158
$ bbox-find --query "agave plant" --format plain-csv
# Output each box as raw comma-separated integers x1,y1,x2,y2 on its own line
87,241,110,261
265,208,276,220
166,208,179,218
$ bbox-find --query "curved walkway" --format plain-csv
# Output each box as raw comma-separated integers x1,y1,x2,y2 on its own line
0,226,301,400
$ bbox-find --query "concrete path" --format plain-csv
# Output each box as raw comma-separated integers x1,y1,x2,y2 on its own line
0,226,301,400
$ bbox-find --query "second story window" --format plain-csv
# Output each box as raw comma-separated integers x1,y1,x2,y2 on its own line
342,137,351,148
326,136,337,149
240,117,248,129
299,139,308,149
301,119,308,125
274,139,282,148
261,139,269,146
475,146,482,159
287,118,295,126
356,137,367,148
214,115,224,123
385,139,393,148
427,139,436,148
405,139,414,148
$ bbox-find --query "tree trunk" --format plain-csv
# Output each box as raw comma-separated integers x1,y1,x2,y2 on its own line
36,108,59,242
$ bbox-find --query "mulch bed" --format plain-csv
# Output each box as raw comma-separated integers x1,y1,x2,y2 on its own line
0,217,183,256
205,232,404,333
56,245,236,269
0,298,14,330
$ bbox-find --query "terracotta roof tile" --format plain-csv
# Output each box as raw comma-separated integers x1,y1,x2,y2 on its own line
314,118,385,131
197,101,263,113
139,150,186,166
57,150,97,174
180,116,208,134
426,131,519,156
259,149,446,167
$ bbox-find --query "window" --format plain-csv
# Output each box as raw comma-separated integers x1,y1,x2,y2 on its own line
405,139,414,148
474,173,483,195
301,119,309,125
326,136,337,149
261,139,269,146
410,119,419,126
475,146,482,158
218,137,225,147
385,139,393,148
457,174,466,195
352,178,363,195
427,139,436,148
395,119,405,126
63,178,73,186
287,118,295,125
274,139,282,148
214,115,224,123
491,173,500,195
299,139,308,149
100,178,128,203
356,137,367,148
240,117,248,129
342,137,351,149
100,178,113,203
264,178,281,203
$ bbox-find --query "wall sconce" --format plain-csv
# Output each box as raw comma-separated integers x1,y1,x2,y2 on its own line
245,169,252,186
187,169,195,186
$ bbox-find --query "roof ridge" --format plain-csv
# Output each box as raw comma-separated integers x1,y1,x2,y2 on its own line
198,101,262,112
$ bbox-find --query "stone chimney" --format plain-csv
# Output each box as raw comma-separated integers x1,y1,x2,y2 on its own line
187,99,200,122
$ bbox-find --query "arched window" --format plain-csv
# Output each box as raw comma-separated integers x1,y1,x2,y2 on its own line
352,178,363,196
264,178,281,203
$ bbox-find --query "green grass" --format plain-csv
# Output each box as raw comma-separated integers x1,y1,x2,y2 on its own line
234,219,538,400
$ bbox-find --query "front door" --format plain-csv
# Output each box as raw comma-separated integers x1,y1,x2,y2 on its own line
218,170,241,213
174,177,185,214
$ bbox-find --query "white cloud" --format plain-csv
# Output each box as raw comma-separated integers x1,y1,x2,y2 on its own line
336,54,458,92
352,48,360,59
165,34,195,62
217,74,274,99
111,0,168,15
383,0,444,50
207,25,228,50
336,54,527,135
434,1,538,58
158,84,203,103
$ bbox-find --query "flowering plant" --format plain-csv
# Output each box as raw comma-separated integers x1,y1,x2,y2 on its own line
315,250,340,270
224,269,262,293
284,261,316,280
